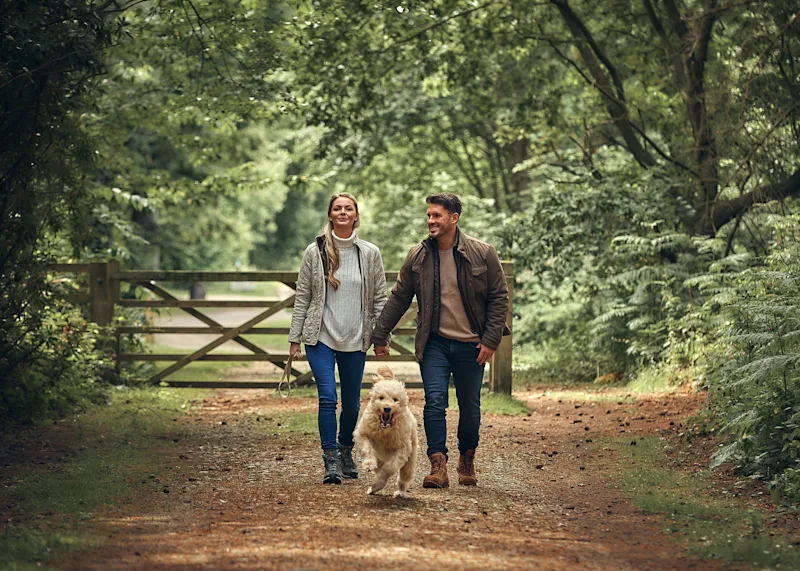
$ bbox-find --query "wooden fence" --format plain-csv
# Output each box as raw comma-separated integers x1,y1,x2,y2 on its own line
51,260,513,393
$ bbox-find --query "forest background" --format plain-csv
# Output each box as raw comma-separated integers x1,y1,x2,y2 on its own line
1,0,799,503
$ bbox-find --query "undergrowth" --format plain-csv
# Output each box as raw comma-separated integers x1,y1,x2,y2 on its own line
607,436,800,568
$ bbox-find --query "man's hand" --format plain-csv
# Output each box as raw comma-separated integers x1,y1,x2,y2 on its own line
289,342,302,359
476,343,495,366
374,345,390,357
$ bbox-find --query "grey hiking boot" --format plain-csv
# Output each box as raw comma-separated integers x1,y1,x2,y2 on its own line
339,444,358,479
322,449,343,484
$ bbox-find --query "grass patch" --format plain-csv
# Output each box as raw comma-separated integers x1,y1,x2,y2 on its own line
274,411,318,434
0,387,211,569
625,364,684,393
527,388,637,404
154,281,283,299
607,437,800,568
0,527,100,570
135,342,256,382
249,411,318,435
447,388,529,415
511,340,597,388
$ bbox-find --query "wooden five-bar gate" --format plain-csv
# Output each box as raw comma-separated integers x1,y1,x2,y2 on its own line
51,260,513,393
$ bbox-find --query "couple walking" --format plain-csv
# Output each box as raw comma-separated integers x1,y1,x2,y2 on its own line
288,192,509,488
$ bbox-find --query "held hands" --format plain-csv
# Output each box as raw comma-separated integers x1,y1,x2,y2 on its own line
289,342,302,359
374,343,492,362
476,343,495,366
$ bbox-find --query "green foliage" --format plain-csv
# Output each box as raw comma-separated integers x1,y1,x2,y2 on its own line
704,216,800,503
0,303,109,423
504,171,684,379
82,1,296,271
0,1,119,421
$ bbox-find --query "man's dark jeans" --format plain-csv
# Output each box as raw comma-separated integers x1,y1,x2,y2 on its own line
419,333,485,458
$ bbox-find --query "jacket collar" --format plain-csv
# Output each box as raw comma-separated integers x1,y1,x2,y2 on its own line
423,227,467,256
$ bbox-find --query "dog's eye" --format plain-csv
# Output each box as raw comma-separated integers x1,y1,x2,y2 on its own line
393,398,398,402
378,396,384,400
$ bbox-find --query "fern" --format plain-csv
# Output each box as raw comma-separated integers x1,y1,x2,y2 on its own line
704,221,800,502
710,441,743,469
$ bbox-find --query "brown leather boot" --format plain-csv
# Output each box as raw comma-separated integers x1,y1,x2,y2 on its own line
457,449,477,486
422,452,449,489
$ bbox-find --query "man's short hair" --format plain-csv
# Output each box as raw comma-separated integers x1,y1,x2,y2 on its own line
426,194,462,215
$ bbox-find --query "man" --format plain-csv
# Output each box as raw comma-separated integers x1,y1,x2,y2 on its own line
372,194,509,488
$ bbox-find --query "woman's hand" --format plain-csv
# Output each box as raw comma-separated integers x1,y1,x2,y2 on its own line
289,342,302,359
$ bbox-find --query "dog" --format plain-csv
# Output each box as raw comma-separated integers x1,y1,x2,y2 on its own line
354,366,418,498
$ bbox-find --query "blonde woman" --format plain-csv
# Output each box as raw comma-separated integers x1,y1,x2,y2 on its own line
288,193,388,484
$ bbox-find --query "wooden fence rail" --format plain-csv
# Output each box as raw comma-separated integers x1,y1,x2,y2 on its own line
51,261,513,393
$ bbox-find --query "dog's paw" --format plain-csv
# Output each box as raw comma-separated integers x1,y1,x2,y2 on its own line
392,490,407,499
363,458,377,472
367,486,376,495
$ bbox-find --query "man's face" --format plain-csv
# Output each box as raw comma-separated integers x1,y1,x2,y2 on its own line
427,203,458,239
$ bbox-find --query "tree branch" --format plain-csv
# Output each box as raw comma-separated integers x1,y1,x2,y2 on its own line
372,1,499,54
642,0,689,90
709,168,800,234
550,0,656,168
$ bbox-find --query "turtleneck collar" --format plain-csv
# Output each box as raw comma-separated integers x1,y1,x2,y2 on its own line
332,231,357,249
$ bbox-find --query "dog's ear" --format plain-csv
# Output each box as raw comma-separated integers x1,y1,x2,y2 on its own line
377,365,394,380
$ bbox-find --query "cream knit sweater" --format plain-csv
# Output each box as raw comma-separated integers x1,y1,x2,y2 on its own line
318,232,364,352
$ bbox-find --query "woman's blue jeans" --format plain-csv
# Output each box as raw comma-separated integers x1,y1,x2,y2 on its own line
305,341,366,451
419,333,485,458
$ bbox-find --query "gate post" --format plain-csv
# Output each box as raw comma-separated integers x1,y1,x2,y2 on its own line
89,260,120,326
490,261,513,395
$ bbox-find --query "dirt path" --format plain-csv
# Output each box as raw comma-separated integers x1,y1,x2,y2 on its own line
49,387,721,570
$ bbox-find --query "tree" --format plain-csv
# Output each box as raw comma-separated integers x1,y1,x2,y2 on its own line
286,0,800,235
0,0,122,419
84,0,292,271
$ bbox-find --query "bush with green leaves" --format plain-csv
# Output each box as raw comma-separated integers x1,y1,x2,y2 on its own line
705,218,800,503
503,168,696,380
0,1,119,422
1,302,109,423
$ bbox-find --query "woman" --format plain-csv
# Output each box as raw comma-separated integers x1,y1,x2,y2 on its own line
288,193,388,484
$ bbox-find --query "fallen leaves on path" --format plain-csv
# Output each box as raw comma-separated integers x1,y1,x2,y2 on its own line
50,388,719,570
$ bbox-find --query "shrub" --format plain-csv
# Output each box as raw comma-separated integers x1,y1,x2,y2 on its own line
1,302,109,423
707,215,800,504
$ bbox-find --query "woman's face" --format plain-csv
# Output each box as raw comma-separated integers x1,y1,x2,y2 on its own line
329,197,358,234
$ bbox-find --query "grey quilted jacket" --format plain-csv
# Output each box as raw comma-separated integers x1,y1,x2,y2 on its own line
288,235,388,352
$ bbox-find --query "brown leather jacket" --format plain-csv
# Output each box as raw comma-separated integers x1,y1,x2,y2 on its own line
372,229,509,361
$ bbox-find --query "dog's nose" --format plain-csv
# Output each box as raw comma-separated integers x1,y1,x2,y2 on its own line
383,406,391,413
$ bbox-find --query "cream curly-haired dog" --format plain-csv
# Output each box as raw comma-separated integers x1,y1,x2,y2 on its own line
354,366,418,498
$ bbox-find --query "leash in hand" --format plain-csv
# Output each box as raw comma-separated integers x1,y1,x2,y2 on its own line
278,351,297,399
